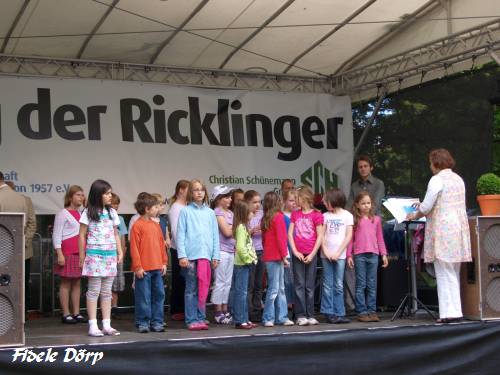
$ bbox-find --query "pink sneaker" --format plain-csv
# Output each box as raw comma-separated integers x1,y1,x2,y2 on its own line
188,322,209,331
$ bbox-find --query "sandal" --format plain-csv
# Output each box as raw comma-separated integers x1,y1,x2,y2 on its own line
102,327,120,336
73,314,88,323
88,327,104,337
61,315,78,324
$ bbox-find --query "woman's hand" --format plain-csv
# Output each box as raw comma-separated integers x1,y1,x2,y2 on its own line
407,203,423,221
381,255,389,268
179,258,190,268
347,257,354,269
406,212,417,221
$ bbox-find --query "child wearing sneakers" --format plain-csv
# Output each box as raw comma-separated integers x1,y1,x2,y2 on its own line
232,201,258,329
288,186,323,326
130,193,168,333
321,188,353,324
261,192,294,327
177,179,220,331
79,179,123,337
210,185,236,325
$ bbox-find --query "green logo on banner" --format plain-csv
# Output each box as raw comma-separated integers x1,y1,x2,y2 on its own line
300,161,338,194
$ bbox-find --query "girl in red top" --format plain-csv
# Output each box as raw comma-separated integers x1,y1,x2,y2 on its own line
261,192,294,327
53,185,86,324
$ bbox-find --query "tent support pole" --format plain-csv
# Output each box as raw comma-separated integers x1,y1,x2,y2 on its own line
354,87,387,157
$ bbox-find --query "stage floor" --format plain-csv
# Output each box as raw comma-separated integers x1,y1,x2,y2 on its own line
24,311,466,348
4,312,500,374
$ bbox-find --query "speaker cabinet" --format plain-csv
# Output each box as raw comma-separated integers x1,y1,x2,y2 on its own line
377,255,408,308
0,213,25,347
461,216,500,321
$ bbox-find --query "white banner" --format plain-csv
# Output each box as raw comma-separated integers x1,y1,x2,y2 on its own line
0,76,353,214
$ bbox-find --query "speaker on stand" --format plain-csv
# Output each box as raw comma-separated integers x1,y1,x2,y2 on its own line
461,216,500,320
0,213,25,347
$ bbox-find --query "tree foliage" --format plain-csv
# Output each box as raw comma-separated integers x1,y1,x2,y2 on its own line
352,65,500,209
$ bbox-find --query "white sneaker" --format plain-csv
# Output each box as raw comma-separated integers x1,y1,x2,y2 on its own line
307,317,319,325
282,319,295,326
264,321,274,327
297,317,309,326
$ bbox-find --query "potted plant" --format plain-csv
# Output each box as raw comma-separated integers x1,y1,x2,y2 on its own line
476,173,500,215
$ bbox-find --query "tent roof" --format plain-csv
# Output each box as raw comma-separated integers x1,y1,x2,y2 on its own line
0,0,499,100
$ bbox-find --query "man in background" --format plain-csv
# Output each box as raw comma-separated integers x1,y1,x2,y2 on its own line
346,155,385,215
344,155,385,314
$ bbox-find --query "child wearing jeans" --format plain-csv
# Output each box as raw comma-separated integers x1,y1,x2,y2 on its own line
347,191,388,322
321,188,353,324
244,190,264,322
232,201,257,329
261,192,294,327
288,186,323,326
79,179,123,337
177,179,220,331
130,193,168,333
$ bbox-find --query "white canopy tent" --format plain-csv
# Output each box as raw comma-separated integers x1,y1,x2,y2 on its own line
0,0,499,100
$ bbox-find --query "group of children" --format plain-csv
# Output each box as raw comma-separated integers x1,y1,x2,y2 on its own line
58,177,388,336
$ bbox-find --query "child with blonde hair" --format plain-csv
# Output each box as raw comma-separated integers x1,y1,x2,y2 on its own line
232,200,257,329
177,179,220,330
288,186,323,326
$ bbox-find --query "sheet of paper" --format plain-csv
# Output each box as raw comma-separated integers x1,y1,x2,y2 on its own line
383,198,426,224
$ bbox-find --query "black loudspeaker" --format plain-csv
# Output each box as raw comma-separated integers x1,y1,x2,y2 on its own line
0,213,25,347
377,255,408,308
461,216,500,321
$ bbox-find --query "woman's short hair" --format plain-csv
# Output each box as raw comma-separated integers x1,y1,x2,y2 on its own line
429,148,455,170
